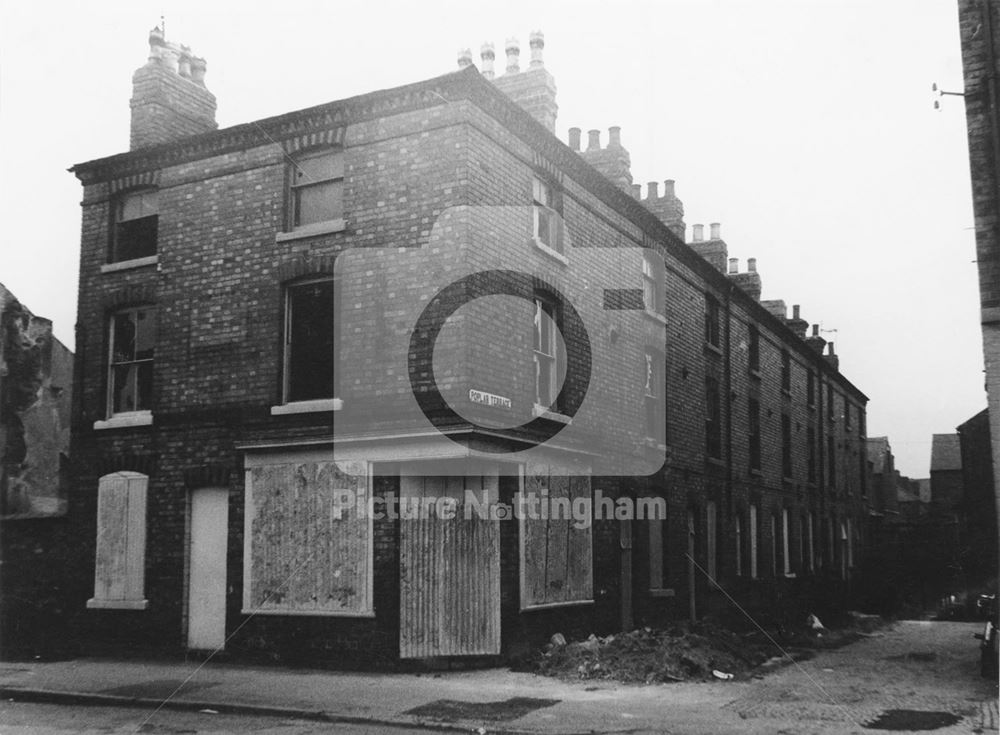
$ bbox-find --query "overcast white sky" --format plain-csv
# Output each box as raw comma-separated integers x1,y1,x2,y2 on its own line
0,0,982,477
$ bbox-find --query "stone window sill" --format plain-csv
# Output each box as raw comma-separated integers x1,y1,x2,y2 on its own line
531,237,568,265
276,218,347,242
87,598,149,610
705,342,723,356
240,607,374,618
532,404,572,424
93,411,153,430
643,309,667,326
521,599,594,612
270,398,343,416
649,588,676,598
100,255,158,274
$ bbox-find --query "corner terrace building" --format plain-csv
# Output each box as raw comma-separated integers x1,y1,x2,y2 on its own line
68,29,871,663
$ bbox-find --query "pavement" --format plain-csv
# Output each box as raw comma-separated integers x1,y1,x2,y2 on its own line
0,621,996,734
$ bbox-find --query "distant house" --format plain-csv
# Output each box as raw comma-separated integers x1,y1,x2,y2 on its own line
866,436,898,514
930,434,964,510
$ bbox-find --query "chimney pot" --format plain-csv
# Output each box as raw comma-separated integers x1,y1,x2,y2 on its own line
529,30,545,68
587,129,601,150
178,47,192,78
710,222,721,240
647,181,659,199
458,48,473,69
828,342,836,355
568,127,581,151
480,42,495,80
608,126,622,147
505,37,520,74
663,179,675,197
812,324,820,337
747,257,757,273
631,183,642,199
793,304,801,319
692,224,704,242
147,25,166,63
728,257,739,274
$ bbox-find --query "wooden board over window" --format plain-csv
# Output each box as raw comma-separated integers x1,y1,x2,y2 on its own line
242,452,372,616
520,463,593,610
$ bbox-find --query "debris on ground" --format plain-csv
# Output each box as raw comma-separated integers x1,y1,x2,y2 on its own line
532,622,773,683
529,614,890,684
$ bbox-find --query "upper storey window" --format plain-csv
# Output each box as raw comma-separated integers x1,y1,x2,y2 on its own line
532,177,563,254
112,189,158,262
108,306,156,416
284,278,337,403
290,148,344,231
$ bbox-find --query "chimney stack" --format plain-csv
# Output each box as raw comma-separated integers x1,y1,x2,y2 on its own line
761,299,787,320
806,324,827,354
730,256,762,300
824,342,840,371
690,222,727,273
787,303,809,338
488,31,558,132
130,25,217,150
577,126,632,189
641,179,685,239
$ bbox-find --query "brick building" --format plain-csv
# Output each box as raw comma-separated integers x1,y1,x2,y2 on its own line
957,0,1000,594
64,29,871,664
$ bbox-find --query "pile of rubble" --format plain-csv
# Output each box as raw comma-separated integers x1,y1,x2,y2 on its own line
531,613,887,684
534,623,774,684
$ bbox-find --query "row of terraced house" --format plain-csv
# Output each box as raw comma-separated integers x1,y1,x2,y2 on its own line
7,29,877,665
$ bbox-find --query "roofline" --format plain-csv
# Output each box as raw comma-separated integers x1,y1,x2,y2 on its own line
69,66,867,402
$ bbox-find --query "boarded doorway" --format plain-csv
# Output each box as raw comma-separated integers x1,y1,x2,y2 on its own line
187,487,229,650
399,466,500,658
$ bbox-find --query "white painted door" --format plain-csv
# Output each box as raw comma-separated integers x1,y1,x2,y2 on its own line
187,487,229,650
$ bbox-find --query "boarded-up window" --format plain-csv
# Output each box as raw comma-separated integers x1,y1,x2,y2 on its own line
520,466,592,609
87,472,148,609
243,454,372,616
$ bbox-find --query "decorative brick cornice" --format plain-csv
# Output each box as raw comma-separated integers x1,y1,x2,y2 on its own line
281,127,346,155
71,73,463,185
109,170,161,194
